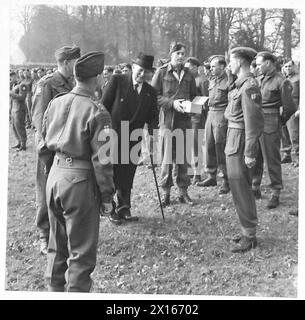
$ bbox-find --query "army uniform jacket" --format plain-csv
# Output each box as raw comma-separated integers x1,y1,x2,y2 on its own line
38,87,115,203
151,63,197,130
32,71,73,135
287,72,300,109
225,72,264,158
208,72,229,109
10,82,27,113
257,70,295,124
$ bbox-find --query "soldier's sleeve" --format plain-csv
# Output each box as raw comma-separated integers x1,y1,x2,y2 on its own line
37,101,55,174
146,87,159,135
90,108,115,203
242,82,264,158
9,84,27,101
151,68,174,111
280,78,296,123
32,80,52,135
100,74,117,114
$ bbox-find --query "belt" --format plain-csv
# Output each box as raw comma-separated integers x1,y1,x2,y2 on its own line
54,152,92,170
209,106,226,111
262,108,279,114
228,121,245,129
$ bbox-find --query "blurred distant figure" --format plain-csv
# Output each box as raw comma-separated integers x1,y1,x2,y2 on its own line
280,60,299,165
121,63,132,75
9,71,27,151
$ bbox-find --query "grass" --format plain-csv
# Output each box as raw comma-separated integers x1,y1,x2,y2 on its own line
6,127,298,297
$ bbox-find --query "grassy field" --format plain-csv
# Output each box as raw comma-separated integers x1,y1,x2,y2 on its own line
6,127,298,297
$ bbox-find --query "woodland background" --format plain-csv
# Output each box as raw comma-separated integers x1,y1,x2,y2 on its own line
13,5,300,65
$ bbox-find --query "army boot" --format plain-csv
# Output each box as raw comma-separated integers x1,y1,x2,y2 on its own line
230,235,257,253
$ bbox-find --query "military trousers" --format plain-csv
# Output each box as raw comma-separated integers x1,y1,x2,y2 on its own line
225,128,258,237
45,164,100,292
159,124,191,193
35,132,49,239
11,110,27,145
281,113,299,155
252,126,283,195
205,110,228,179
191,113,205,176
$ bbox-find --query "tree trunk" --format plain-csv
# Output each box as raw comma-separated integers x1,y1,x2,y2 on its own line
259,9,266,49
209,7,215,50
283,9,293,58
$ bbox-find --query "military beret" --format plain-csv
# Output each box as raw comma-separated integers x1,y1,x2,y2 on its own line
256,51,277,63
230,47,257,63
209,55,226,63
74,51,105,80
169,41,186,54
54,46,81,62
186,57,201,67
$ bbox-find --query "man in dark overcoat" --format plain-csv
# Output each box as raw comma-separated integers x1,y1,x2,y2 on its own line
101,53,159,224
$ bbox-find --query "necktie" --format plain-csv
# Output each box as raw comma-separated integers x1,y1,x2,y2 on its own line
134,83,139,96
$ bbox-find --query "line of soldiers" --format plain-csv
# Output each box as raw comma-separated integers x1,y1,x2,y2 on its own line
9,41,299,292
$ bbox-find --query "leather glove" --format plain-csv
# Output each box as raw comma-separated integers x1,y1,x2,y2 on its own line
245,156,256,169
173,99,185,113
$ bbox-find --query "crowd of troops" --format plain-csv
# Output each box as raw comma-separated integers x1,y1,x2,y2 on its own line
9,41,299,292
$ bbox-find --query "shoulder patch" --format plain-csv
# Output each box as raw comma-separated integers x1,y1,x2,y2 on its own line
245,85,261,102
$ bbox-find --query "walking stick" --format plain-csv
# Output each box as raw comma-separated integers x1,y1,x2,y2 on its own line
149,153,165,220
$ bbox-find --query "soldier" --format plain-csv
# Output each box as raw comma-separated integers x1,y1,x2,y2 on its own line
184,57,209,184
32,46,81,255
225,47,264,253
38,51,114,292
9,71,27,151
253,52,295,209
102,53,158,224
151,41,197,207
280,60,299,165
22,69,33,128
197,55,230,194
37,68,45,79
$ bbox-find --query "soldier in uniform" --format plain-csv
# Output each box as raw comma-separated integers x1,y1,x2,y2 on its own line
197,55,230,194
32,46,81,255
101,53,159,224
22,69,33,128
9,71,27,151
151,42,197,207
253,52,295,209
184,57,209,184
225,47,264,253
280,60,299,165
38,51,114,292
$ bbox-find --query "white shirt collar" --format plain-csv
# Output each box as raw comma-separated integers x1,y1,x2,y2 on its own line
132,78,143,93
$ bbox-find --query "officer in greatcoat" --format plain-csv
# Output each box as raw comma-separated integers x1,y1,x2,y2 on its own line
38,51,114,292
151,42,197,207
